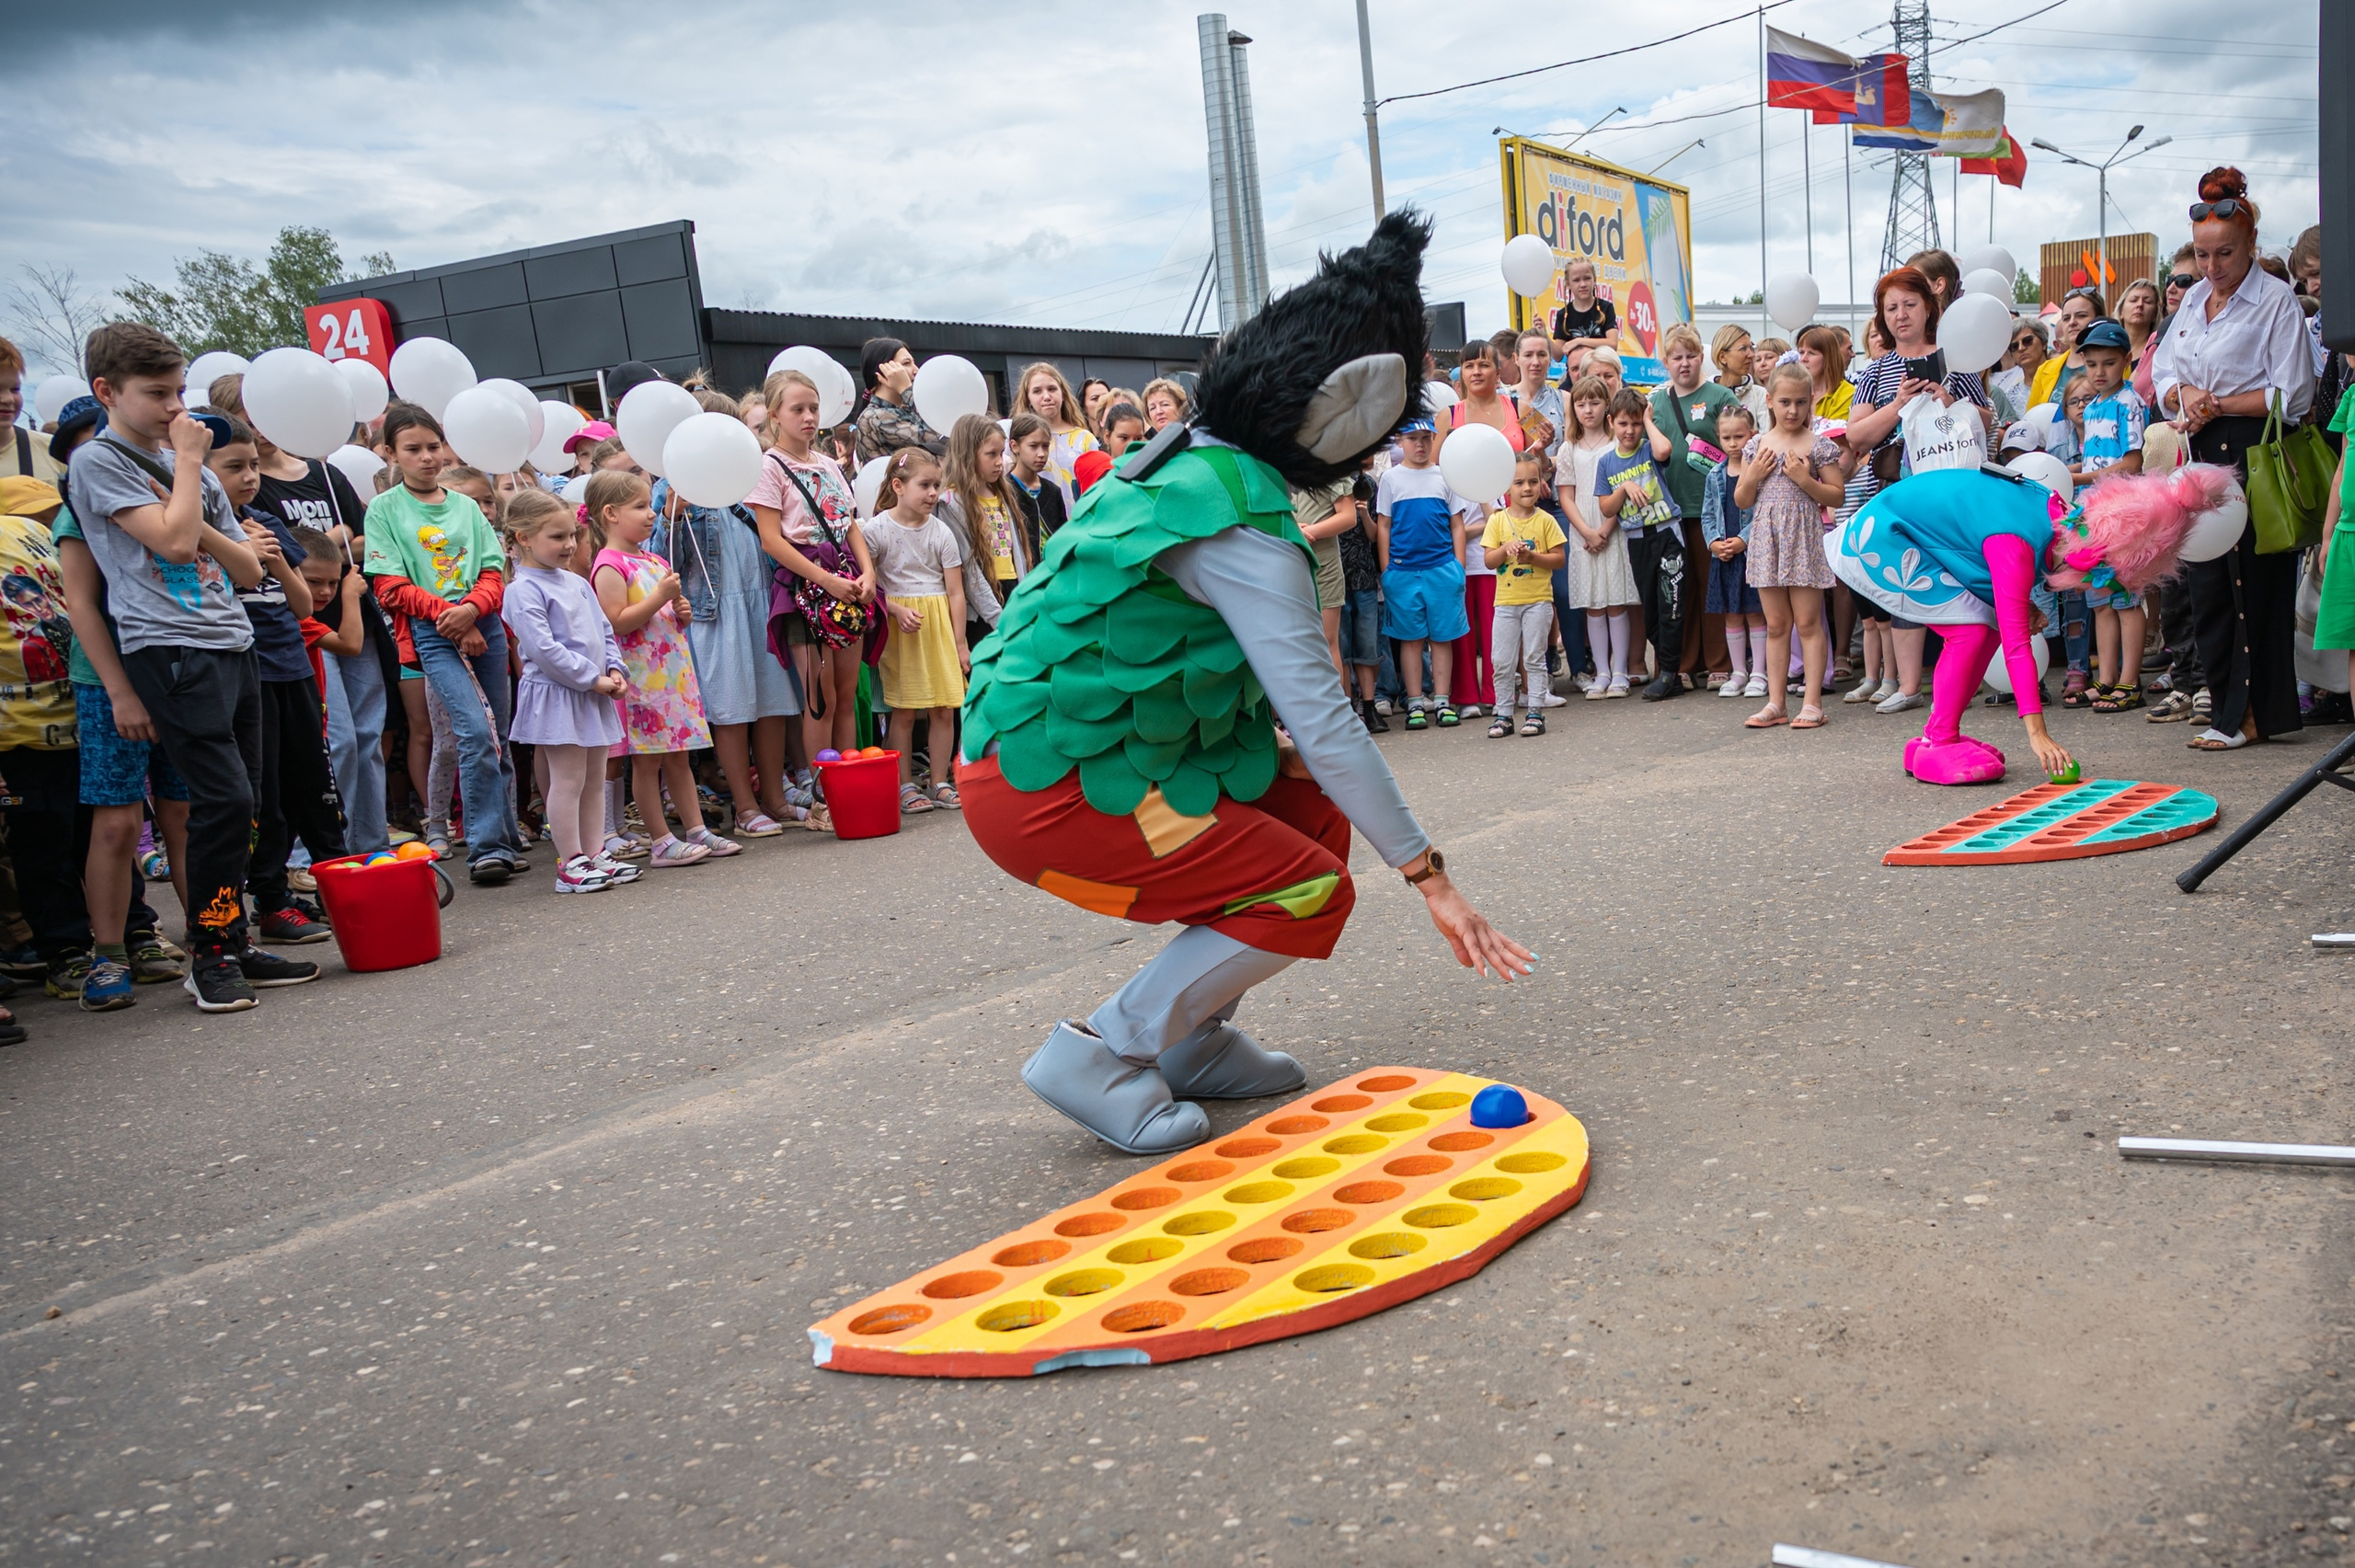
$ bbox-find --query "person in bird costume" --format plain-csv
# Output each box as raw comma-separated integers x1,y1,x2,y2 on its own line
956,212,1532,1155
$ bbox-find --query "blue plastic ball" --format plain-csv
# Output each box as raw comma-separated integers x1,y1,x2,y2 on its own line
815,748,843,763
1470,1083,1530,1128
364,853,396,866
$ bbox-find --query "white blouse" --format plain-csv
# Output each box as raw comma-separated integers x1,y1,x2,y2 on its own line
2150,264,2315,422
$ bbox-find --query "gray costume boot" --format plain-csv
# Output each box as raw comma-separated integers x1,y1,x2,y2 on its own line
1021,1021,1210,1155
1157,1020,1305,1100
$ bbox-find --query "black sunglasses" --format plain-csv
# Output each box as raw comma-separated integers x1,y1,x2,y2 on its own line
2189,199,2246,222
2167,273,2197,290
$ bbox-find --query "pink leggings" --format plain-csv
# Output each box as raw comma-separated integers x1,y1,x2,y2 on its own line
1926,623,1999,745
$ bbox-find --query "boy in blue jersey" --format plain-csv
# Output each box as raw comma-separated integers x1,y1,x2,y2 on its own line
1373,419,1469,729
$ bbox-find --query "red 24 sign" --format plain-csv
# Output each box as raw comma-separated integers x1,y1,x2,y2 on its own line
303,299,395,376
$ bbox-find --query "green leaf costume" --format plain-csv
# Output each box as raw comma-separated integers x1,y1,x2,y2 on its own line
962,444,1314,819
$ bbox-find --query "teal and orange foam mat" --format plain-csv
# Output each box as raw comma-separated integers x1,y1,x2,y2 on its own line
1884,779,2219,866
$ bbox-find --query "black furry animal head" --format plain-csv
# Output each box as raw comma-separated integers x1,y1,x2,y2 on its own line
1191,210,1432,488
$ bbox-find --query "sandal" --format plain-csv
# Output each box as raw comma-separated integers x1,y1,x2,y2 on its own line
2060,673,2095,709
1790,706,1828,730
1488,715,1514,738
1743,706,1789,729
803,804,834,834
647,834,712,867
734,811,787,837
899,782,937,814
2188,728,2249,751
932,782,962,809
2147,690,2195,723
1404,705,1430,731
1520,711,1545,736
2093,684,2143,714
1435,704,1461,727
686,827,741,857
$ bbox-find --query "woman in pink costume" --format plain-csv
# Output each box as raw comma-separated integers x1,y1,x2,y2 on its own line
1826,462,2246,784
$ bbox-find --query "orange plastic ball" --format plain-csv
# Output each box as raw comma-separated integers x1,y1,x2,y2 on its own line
394,841,438,861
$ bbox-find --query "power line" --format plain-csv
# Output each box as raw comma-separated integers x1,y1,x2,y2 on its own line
1375,0,1799,108
1929,0,2078,55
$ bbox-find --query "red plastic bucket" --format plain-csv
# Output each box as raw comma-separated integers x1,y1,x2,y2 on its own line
814,750,902,840
311,852,454,971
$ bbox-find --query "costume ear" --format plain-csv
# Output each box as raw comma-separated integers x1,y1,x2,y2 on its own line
1295,354,1408,463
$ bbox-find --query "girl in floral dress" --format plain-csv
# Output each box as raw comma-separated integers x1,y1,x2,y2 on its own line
585,471,726,868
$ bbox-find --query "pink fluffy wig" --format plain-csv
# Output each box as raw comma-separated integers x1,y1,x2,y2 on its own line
2046,463,2246,593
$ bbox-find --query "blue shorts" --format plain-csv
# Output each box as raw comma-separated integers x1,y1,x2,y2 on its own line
2087,584,2140,612
75,681,190,807
1341,587,1384,667
1381,562,1469,643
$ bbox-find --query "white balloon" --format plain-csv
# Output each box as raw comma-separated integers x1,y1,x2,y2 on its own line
1500,234,1558,299
1437,421,1518,504
1424,381,1460,411
819,358,856,428
441,384,531,473
1937,292,2014,374
1961,268,2013,301
334,356,388,425
661,412,765,509
242,348,355,460
1982,625,2052,695
32,375,90,425
477,378,544,452
386,337,477,420
560,473,592,505
853,455,890,520
327,443,385,495
1961,245,2017,285
1765,271,1821,333
912,354,989,432
530,402,585,474
2178,487,2249,563
2005,451,2074,506
183,351,250,404
615,380,700,478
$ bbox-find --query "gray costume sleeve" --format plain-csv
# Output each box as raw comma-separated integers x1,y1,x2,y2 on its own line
1157,527,1430,868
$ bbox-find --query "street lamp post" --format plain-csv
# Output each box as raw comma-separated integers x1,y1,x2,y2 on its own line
2030,127,2174,299
1355,0,1384,222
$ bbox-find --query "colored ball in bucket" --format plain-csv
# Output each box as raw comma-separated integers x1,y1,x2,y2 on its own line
859,746,887,758
394,841,437,861
1470,1083,1529,1128
815,748,842,763
364,853,396,866
2048,760,2081,784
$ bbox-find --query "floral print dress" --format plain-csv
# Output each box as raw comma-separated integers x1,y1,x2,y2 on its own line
593,546,712,756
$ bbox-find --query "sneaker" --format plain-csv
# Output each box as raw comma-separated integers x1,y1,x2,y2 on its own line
1457,703,1484,718
43,951,91,1001
258,906,333,944
184,954,258,1012
1719,674,1752,698
79,956,136,1012
1534,689,1568,707
1742,673,1768,700
555,854,613,893
287,866,317,894
1639,674,1682,702
136,848,171,880
1373,697,1395,716
0,944,43,979
1876,689,1926,714
1573,671,1598,693
467,855,514,887
127,934,183,984
236,945,318,988
592,851,644,884
686,826,741,857
1361,702,1389,734
648,834,712,868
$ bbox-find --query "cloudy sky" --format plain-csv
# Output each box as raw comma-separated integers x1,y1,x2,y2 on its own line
2,0,2321,375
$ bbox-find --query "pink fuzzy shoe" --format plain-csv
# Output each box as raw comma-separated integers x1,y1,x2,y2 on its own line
1902,735,2008,785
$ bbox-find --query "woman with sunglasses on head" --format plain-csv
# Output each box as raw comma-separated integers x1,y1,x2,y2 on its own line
2151,166,2317,750
1992,318,2048,425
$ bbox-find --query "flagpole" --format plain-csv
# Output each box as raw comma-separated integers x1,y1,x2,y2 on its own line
1844,126,1855,333
1803,117,1814,277
1757,6,1769,328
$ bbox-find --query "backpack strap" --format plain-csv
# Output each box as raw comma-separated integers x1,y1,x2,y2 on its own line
12,429,30,477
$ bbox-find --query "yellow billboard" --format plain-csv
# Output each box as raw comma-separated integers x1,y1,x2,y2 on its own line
1499,136,1694,383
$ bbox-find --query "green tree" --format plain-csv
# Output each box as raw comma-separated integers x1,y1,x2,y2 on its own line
121,227,396,357
2013,269,2041,307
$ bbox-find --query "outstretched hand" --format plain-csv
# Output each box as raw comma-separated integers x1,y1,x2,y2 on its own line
1417,873,1534,981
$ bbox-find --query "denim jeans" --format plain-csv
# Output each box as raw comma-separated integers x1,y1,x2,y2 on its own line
410,619,520,865
323,647,389,854
2058,589,2091,674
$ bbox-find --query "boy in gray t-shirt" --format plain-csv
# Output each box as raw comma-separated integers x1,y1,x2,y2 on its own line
66,321,315,1011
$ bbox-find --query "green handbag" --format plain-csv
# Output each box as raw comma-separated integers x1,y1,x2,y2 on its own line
2247,390,2335,555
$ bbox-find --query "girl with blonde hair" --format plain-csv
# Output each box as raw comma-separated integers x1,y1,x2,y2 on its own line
1014,361,1099,503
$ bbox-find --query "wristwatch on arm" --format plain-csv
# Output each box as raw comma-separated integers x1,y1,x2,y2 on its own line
1402,848,1446,886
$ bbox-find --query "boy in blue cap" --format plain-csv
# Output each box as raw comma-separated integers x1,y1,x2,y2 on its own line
2072,318,2151,711
1373,418,1469,728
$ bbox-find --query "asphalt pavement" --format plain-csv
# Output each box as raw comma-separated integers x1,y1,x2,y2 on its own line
3,686,2352,1568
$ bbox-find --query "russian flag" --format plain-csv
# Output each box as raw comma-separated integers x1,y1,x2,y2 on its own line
1766,26,1859,116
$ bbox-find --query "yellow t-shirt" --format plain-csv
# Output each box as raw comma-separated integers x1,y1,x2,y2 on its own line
978,494,1018,584
1480,507,1567,606
0,513,79,750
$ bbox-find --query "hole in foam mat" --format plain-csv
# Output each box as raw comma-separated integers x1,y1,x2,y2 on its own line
1335,1180,1406,1205
1293,1263,1376,1293
1162,1209,1236,1236
1384,1154,1453,1177
1349,1231,1428,1261
848,1304,932,1335
1450,1177,1523,1202
1281,1207,1355,1234
1223,1181,1295,1205
1312,1094,1373,1113
994,1238,1074,1267
1055,1213,1125,1238
1228,1236,1304,1264
977,1299,1059,1333
1429,1131,1496,1152
1408,1091,1471,1110
1357,1074,1417,1092
1266,1116,1329,1135
1170,1266,1252,1297
1405,1203,1478,1229
1108,1237,1183,1265
921,1270,1004,1299
1043,1268,1124,1298
1323,1134,1387,1155
1102,1301,1184,1333
1166,1160,1235,1184
1215,1137,1282,1158
1111,1186,1181,1211
1366,1113,1429,1133
1272,1156,1340,1180
1496,1150,1568,1174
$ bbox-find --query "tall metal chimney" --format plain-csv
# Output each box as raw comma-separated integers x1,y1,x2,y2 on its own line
1198,15,1272,330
